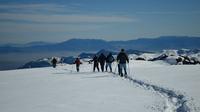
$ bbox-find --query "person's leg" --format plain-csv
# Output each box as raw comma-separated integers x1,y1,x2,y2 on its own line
76,65,79,72
119,64,123,77
123,64,127,77
53,64,56,68
102,62,105,72
93,63,96,72
105,63,108,71
108,63,112,72
100,63,102,72
100,63,104,72
97,63,100,72
118,64,121,75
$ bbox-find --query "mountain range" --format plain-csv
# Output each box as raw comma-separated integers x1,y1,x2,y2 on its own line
1,36,200,53
18,48,200,69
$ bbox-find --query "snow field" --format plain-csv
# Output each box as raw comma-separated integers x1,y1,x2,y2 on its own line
0,62,165,112
129,60,200,111
0,60,199,112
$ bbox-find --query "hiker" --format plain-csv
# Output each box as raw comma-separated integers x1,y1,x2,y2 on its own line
51,57,57,68
92,55,99,72
98,53,106,72
106,53,114,72
117,49,129,77
74,57,82,72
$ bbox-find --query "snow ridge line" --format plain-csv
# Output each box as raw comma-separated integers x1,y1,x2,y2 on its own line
122,75,190,112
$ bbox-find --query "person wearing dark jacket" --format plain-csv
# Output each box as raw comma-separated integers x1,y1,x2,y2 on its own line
106,53,114,72
74,58,82,72
117,49,129,77
51,57,57,68
92,55,99,72
98,53,106,72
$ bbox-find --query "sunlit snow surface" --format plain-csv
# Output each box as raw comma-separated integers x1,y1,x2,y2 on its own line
0,60,200,112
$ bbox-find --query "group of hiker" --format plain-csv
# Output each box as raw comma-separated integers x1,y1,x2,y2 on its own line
51,49,129,77
92,52,115,72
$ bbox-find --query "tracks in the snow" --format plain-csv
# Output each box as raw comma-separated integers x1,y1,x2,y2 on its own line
112,73,190,112
65,66,192,112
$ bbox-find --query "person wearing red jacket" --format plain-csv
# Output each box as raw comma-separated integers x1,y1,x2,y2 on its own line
74,58,82,72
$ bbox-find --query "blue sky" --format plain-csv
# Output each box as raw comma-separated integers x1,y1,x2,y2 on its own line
0,0,200,44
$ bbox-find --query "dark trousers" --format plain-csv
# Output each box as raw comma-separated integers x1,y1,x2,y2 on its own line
52,64,56,68
93,62,99,72
76,64,80,72
118,64,120,75
100,62,105,72
119,63,127,77
106,63,112,72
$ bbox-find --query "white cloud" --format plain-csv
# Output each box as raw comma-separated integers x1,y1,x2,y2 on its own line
0,3,136,42
0,22,104,33
0,13,135,23
136,11,200,15
0,4,78,14
0,4,55,9
0,3,135,23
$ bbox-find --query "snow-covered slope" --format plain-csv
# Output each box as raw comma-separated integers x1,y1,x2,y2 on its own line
130,61,200,111
0,60,200,112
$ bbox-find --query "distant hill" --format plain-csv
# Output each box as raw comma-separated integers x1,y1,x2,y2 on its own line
25,41,54,47
0,36,200,53
54,39,112,51
110,36,200,51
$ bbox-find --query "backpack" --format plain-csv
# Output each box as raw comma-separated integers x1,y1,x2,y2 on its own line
117,52,129,64
75,59,81,65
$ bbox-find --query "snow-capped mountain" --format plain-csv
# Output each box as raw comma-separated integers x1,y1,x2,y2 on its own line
148,49,200,65
19,49,200,70
19,56,78,69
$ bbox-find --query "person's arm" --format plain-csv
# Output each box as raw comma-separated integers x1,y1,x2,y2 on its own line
116,54,119,61
91,59,94,62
